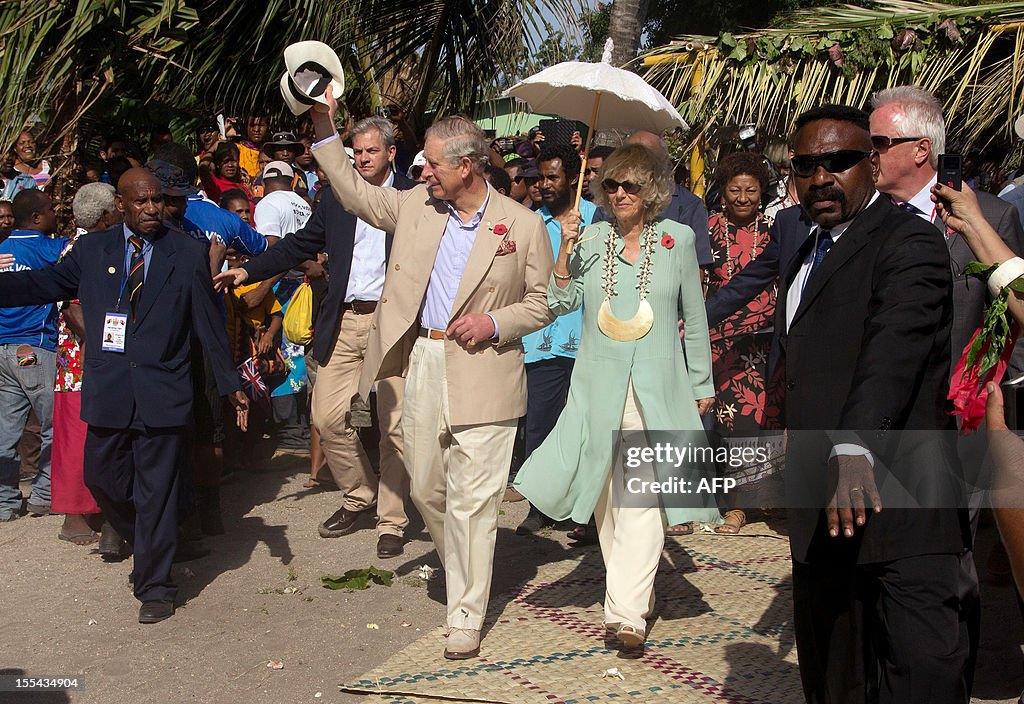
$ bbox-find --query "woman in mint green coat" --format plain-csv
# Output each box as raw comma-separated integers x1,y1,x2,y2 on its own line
513,144,719,651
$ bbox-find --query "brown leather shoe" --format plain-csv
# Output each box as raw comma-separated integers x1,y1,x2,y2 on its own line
376,534,405,558
318,507,367,538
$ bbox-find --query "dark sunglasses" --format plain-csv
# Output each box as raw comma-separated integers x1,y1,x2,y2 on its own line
870,135,923,150
791,150,872,178
511,175,524,184
601,178,644,194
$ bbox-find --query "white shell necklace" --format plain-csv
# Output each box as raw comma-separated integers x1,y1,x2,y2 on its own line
597,222,656,341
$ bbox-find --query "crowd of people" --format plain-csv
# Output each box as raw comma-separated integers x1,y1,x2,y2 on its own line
2,76,1024,703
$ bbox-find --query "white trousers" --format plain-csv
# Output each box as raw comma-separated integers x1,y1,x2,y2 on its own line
403,337,517,630
594,381,666,631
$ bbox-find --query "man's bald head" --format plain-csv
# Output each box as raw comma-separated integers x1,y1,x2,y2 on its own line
116,167,164,238
626,131,668,160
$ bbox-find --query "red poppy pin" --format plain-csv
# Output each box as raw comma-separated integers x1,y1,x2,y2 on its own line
661,234,675,249
493,223,508,236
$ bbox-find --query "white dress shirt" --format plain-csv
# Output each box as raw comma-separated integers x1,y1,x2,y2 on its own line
345,171,394,302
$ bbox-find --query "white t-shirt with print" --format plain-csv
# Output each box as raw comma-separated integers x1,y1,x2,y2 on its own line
254,190,312,238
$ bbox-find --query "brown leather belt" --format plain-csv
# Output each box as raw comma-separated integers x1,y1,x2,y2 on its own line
418,327,446,340
343,300,378,314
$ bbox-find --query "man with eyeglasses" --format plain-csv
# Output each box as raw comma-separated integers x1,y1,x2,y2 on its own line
781,104,969,703
870,86,1024,698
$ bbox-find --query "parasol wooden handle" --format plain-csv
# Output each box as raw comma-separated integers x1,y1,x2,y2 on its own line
567,91,603,255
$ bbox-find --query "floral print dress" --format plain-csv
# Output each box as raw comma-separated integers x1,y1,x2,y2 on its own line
706,212,781,485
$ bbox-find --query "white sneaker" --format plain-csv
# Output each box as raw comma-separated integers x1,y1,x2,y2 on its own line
443,628,480,659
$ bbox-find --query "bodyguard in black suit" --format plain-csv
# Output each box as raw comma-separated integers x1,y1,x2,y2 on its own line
0,169,247,623
779,107,968,703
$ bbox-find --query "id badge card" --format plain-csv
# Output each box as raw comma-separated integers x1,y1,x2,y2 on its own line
102,312,128,352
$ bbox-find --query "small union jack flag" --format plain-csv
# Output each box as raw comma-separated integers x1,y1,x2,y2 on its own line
238,357,268,401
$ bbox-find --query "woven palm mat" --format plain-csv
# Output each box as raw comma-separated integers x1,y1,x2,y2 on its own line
341,523,800,704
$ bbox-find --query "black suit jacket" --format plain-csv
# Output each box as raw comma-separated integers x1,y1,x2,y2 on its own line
777,197,966,564
705,204,813,327
0,225,239,428
242,172,416,364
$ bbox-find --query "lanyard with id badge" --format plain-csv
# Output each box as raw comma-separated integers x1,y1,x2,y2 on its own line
103,239,151,353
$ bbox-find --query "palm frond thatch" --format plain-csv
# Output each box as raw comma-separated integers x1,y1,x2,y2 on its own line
641,0,1024,157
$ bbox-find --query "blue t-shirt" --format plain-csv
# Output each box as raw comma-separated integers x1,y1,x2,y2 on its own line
523,199,597,363
185,194,268,256
0,230,70,351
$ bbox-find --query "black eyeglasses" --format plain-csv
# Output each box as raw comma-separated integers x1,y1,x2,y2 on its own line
790,150,872,178
870,135,923,150
601,178,644,194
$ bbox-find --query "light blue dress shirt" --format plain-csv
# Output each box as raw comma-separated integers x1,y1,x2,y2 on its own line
523,199,597,363
419,186,492,331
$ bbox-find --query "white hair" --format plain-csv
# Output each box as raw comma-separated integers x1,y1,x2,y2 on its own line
424,116,488,173
72,182,117,229
871,86,946,169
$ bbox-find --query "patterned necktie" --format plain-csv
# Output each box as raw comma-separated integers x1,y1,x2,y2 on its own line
803,230,833,293
127,235,145,319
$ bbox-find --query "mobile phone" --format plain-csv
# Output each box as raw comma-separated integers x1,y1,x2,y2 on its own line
538,118,576,147
937,153,962,191
496,138,516,154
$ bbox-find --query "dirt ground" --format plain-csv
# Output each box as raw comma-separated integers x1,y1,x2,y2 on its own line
2,451,1023,704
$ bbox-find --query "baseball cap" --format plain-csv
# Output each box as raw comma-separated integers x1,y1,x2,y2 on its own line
146,159,198,196
262,161,295,180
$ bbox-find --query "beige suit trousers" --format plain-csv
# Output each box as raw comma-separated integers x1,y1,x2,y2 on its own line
311,310,408,536
594,381,666,631
403,337,517,630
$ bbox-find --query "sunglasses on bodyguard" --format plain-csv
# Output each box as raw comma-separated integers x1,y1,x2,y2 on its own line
601,178,644,194
790,150,872,178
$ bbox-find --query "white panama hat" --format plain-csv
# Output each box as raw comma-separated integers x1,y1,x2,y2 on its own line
279,40,345,116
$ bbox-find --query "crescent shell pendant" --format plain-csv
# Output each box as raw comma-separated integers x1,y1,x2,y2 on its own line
597,298,654,341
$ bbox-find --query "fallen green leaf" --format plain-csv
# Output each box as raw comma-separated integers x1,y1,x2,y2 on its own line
321,567,395,591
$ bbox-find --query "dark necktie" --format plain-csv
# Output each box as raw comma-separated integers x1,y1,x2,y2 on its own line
805,230,833,285
894,198,924,216
127,235,145,319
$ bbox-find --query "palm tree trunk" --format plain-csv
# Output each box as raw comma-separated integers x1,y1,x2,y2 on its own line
412,3,455,130
608,0,650,67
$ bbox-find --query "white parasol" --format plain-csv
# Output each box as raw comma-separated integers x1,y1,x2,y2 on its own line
504,39,687,211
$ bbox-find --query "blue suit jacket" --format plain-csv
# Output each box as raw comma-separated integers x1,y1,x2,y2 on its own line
705,204,813,327
0,224,239,428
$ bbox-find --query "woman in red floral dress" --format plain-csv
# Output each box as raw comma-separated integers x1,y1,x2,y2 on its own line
705,152,780,534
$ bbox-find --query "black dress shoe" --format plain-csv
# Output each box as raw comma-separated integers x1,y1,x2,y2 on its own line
515,510,552,536
98,522,131,562
318,507,367,538
173,540,211,563
138,600,175,624
377,534,405,558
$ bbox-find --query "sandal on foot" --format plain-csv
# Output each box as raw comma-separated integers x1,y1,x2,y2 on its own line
567,524,598,545
616,624,646,648
714,510,746,534
58,530,100,545
665,523,694,537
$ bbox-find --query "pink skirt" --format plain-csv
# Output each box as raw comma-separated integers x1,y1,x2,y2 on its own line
51,391,99,514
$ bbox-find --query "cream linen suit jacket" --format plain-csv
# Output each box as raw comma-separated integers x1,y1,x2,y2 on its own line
311,137,555,426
